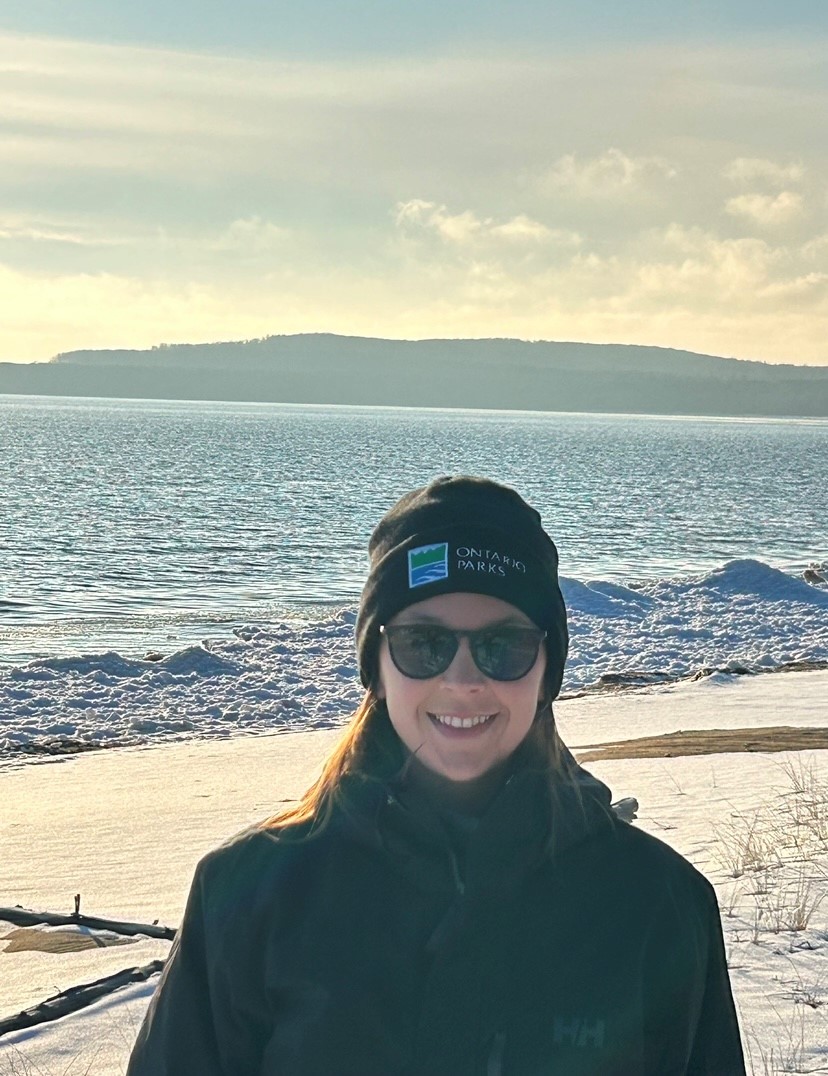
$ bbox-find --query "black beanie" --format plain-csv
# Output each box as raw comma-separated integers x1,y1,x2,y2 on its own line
356,476,568,699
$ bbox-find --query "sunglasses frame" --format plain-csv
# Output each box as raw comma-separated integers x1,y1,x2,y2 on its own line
379,623,547,681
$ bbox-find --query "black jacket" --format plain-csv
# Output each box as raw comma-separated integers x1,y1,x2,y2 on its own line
127,759,745,1075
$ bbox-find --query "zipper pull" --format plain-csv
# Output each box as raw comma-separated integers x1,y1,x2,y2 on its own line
448,849,465,895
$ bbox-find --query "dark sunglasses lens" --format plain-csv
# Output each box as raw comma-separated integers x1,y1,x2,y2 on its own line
473,630,542,680
387,626,542,680
388,627,457,678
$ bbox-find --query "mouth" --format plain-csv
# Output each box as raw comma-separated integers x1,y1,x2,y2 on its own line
428,712,498,732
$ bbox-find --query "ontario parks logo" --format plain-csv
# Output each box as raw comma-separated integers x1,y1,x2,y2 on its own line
408,543,449,588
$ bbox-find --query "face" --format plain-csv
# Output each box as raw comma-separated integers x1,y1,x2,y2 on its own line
377,592,546,784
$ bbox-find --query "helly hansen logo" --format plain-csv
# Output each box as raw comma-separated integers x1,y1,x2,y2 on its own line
552,1016,606,1048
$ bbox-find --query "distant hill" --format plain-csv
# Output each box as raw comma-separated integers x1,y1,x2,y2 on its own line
2,334,826,417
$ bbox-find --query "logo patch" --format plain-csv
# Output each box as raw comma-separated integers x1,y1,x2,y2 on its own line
408,543,449,588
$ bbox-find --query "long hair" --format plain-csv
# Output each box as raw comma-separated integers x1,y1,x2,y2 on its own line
261,686,573,838
261,690,395,835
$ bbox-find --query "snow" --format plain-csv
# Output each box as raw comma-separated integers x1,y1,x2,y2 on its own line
1,671,827,1074
2,560,827,760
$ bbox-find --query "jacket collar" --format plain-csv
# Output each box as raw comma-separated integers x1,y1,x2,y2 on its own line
333,745,615,899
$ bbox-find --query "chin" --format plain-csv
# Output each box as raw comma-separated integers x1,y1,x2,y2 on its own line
431,758,502,784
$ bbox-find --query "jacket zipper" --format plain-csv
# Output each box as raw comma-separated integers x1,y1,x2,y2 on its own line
487,1031,506,1076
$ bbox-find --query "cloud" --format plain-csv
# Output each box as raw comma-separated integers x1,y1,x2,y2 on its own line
2,216,827,367
396,200,485,244
725,191,804,227
803,233,828,261
0,264,302,361
723,157,805,187
0,209,300,284
3,32,823,204
759,272,828,304
630,229,781,302
0,224,95,246
0,212,134,247
538,149,677,199
384,217,828,359
490,215,567,242
394,200,580,248
211,217,290,253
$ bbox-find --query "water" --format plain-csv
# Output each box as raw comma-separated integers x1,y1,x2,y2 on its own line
1,395,826,665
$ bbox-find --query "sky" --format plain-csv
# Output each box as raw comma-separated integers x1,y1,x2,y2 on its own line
1,2,827,365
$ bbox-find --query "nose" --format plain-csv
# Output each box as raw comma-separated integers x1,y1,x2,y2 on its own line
441,638,486,688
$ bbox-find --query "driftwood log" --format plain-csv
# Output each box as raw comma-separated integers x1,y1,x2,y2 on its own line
0,905,176,941
0,959,166,1037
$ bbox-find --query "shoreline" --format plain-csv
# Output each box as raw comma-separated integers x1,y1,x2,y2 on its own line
560,655,828,697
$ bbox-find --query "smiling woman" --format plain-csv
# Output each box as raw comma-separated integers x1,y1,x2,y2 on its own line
126,476,745,1075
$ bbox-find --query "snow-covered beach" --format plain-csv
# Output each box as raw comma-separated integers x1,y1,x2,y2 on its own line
2,403,827,1071
3,669,828,1075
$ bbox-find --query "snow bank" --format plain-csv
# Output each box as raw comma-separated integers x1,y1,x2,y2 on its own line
1,560,826,759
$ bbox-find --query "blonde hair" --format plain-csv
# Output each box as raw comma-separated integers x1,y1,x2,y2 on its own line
261,688,572,837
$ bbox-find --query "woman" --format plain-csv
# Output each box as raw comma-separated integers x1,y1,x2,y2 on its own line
127,475,745,1075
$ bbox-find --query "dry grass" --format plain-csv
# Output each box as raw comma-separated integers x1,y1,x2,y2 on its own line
716,758,828,890
721,759,828,1074
0,1049,99,1076
745,1000,815,1075
716,808,783,878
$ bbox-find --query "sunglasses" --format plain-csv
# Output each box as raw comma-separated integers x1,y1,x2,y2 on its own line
380,623,546,681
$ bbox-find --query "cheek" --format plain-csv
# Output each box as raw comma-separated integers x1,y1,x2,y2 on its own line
510,665,547,722
377,648,413,710
537,654,548,701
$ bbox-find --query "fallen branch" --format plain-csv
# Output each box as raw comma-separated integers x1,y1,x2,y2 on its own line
0,905,176,941
0,958,166,1037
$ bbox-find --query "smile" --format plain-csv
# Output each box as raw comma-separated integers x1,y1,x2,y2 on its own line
428,713,497,729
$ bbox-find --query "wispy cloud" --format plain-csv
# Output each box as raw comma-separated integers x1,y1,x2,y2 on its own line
0,212,137,247
211,217,291,253
2,33,824,195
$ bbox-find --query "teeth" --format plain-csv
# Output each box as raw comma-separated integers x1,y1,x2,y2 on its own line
431,713,495,729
